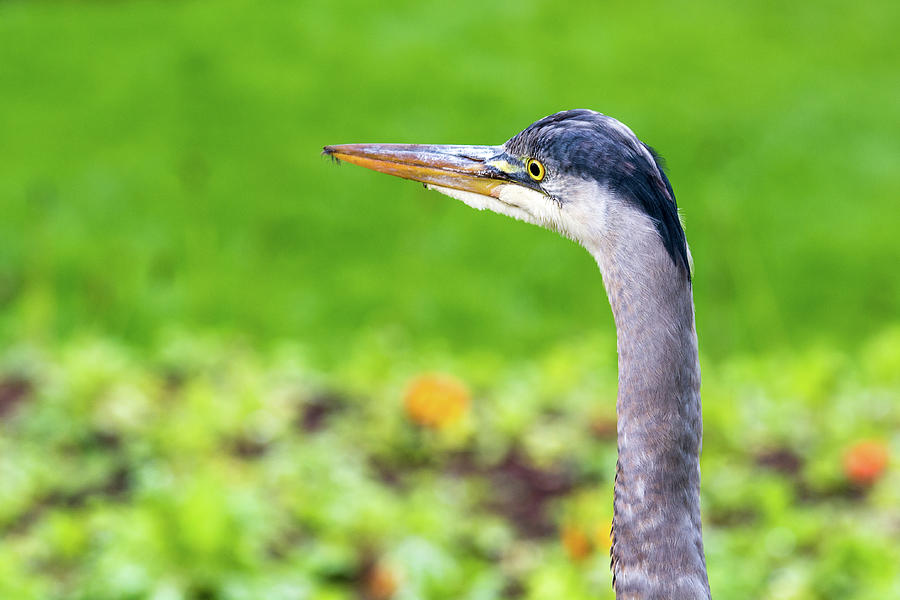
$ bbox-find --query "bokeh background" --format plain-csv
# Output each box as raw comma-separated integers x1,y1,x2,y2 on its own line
1,1,899,598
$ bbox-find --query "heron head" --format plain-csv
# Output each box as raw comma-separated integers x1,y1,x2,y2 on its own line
324,109,689,276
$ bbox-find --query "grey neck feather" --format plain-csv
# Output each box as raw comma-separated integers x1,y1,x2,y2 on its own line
586,200,711,600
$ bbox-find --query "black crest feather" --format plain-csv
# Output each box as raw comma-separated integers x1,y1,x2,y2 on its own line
506,110,690,278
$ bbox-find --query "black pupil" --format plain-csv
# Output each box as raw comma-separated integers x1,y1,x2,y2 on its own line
530,162,540,176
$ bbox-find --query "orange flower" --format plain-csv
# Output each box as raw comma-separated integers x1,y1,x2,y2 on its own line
594,519,613,551
844,440,889,485
404,374,470,428
562,524,593,561
364,562,398,600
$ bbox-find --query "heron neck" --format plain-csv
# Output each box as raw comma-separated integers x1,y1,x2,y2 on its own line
588,214,710,599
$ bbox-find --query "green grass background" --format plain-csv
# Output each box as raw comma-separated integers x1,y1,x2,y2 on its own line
2,0,898,361
0,1,898,599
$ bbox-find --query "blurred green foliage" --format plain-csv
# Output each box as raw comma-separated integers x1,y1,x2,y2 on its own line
1,329,899,599
0,0,899,598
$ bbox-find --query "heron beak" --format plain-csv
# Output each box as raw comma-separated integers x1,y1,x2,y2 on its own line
322,143,515,198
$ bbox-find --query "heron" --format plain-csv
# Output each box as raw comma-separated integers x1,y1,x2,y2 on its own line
324,109,710,599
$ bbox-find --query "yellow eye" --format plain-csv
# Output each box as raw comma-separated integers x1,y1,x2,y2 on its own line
526,158,545,182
